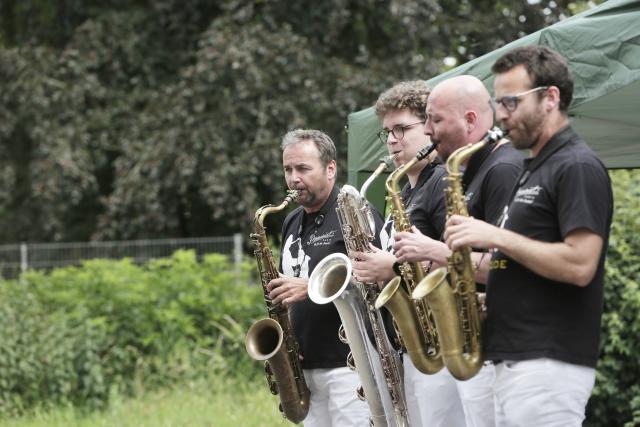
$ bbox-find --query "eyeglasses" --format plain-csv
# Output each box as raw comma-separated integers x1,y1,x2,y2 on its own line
493,86,548,113
378,121,425,144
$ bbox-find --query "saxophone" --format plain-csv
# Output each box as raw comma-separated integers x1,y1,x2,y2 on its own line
411,127,506,381
308,157,411,427
374,145,444,375
245,190,310,424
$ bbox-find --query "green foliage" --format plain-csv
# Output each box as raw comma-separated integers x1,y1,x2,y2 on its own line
1,376,289,427
0,250,265,416
586,169,640,426
0,0,580,242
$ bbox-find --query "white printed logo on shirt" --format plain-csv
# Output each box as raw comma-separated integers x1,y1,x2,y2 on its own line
282,235,310,278
380,217,395,252
514,185,543,205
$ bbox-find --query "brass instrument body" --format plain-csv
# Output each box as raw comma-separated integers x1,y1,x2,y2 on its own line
309,253,391,427
374,145,444,375
412,127,506,381
245,190,310,423
308,159,411,426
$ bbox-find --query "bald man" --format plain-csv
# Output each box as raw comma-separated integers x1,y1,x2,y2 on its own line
393,75,524,427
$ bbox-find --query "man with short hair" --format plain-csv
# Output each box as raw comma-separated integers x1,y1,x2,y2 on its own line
267,129,371,426
352,80,466,427
445,45,613,426
394,74,524,426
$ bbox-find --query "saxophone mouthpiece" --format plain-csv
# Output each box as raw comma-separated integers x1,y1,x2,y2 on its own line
287,189,300,202
384,154,397,167
416,143,438,161
486,127,508,143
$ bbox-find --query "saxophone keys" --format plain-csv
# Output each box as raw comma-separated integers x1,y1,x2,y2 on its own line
263,362,279,395
347,352,357,371
356,385,366,401
338,324,349,344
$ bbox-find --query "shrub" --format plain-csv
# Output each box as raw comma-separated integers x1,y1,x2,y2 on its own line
586,169,640,426
0,250,265,415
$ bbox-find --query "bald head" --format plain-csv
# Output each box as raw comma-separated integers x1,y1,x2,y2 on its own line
425,75,496,160
432,75,493,123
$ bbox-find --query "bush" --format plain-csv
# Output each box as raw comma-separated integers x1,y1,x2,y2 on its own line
0,250,265,416
586,169,640,426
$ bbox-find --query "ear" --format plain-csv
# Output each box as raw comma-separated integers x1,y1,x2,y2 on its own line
544,86,561,111
326,160,337,180
464,110,478,133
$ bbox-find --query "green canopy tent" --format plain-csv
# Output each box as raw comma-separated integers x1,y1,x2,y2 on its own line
347,0,640,212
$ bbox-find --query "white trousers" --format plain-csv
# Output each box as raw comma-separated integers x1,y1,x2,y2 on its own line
403,353,466,427
302,367,370,427
494,358,595,427
456,362,496,427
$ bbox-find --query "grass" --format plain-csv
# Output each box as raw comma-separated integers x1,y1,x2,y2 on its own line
1,376,293,427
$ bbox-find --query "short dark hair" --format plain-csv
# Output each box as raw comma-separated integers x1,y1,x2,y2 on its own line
281,129,336,167
492,45,573,111
374,80,431,121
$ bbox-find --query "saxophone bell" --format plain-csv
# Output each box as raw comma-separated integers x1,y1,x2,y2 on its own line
308,253,391,426
410,127,507,381
374,143,444,375
245,190,310,423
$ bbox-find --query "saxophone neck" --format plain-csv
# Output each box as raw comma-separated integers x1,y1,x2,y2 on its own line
255,190,299,227
253,190,300,247
385,144,436,195
359,156,394,200
445,127,507,176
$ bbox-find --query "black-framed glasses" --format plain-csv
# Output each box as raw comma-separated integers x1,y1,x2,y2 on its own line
493,86,549,113
378,121,425,144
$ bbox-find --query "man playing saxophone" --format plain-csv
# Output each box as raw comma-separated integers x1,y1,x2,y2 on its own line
444,46,613,426
351,80,466,427
394,75,524,426
267,129,377,426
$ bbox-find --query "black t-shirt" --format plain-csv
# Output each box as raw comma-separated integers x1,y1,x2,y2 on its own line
377,162,447,350
485,126,613,368
279,185,384,369
464,141,524,226
460,142,524,292
380,162,448,251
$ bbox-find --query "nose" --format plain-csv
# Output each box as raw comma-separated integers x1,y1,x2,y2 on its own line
386,132,399,146
494,103,509,122
287,170,301,187
423,119,433,137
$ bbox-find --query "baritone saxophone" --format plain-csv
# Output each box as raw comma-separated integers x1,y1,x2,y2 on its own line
308,156,411,426
245,190,310,423
412,127,506,381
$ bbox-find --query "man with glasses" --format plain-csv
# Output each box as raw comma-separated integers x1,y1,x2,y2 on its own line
392,74,524,426
352,80,466,427
445,46,613,426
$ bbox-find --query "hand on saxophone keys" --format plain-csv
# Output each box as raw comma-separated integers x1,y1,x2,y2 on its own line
444,215,501,251
350,245,396,285
266,274,309,306
393,225,449,267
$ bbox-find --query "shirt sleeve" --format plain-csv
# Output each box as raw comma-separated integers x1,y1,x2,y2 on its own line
556,160,612,239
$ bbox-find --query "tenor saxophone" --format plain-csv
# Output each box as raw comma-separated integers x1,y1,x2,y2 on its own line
309,157,412,427
245,190,310,423
374,145,444,375
412,127,506,381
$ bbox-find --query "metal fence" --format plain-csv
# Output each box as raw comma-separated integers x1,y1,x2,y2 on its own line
0,234,243,279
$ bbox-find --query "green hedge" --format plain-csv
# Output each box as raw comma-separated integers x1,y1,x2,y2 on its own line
0,251,265,416
0,170,638,424
587,169,640,426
